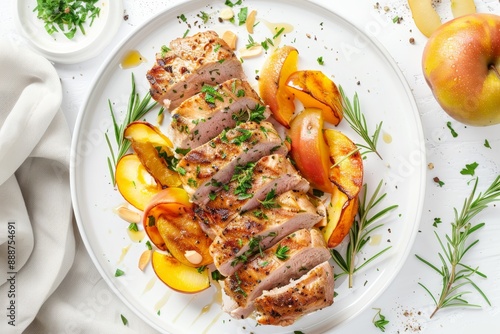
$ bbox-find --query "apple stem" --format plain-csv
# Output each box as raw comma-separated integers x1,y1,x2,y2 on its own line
490,64,500,80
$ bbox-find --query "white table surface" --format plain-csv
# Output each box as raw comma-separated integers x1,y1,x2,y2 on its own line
3,0,500,333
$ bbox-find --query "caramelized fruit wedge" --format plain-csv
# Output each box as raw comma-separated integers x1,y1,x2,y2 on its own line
325,193,359,248
324,129,363,199
124,121,181,187
408,0,442,37
142,188,191,251
152,251,210,293
156,208,213,267
259,45,298,128
286,70,343,125
288,108,333,193
115,154,162,211
322,185,348,245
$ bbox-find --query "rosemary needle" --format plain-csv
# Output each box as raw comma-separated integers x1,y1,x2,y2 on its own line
417,175,500,318
331,180,398,288
339,85,383,160
105,73,159,184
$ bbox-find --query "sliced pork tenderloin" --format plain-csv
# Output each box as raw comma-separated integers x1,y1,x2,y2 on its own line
199,154,310,238
177,121,287,204
146,31,245,110
220,228,330,319
210,190,324,277
170,78,269,150
253,261,334,326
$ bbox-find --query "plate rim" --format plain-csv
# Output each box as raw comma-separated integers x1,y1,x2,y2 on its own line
70,0,427,332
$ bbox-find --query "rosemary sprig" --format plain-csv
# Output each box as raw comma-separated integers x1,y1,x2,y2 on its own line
331,180,398,288
372,308,390,332
105,73,159,184
416,175,500,318
339,85,383,159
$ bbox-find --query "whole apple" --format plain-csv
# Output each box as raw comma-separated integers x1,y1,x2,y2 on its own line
422,13,500,126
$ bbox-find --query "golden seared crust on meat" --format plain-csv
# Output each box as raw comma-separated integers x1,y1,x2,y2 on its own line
170,79,270,149
146,31,245,110
200,154,309,238
254,261,334,326
210,190,322,276
177,121,287,204
220,229,330,319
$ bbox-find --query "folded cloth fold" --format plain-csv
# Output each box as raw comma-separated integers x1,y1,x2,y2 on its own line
0,39,74,333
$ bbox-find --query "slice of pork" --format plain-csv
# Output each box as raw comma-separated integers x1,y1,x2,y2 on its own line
199,154,310,238
210,190,323,277
253,261,334,326
220,228,330,319
146,31,245,110
170,78,269,150
177,121,287,204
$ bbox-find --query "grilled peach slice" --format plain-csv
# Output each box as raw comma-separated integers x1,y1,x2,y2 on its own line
115,154,162,211
324,129,363,199
124,121,181,187
142,188,212,266
286,70,343,125
156,208,213,267
142,188,190,251
323,189,359,248
152,251,210,293
259,45,298,128
288,108,333,193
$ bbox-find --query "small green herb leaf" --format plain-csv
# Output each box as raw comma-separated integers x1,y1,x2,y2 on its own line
275,244,290,260
460,162,478,176
115,268,125,277
120,314,128,326
372,308,389,332
446,121,458,138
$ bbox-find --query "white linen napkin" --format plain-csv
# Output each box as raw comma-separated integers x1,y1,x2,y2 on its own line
0,39,74,332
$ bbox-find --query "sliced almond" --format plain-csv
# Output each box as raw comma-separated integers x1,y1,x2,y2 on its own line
138,250,152,271
184,250,203,265
238,45,263,59
222,30,237,50
115,205,141,224
219,7,234,20
246,10,257,34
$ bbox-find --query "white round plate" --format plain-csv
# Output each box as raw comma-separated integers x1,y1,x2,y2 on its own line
15,0,123,64
70,0,426,333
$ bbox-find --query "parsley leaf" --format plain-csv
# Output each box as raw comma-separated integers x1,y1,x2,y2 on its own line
446,121,458,138
460,162,478,176
275,244,290,260
115,268,125,277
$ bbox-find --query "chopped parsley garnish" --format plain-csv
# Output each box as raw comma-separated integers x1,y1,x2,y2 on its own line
272,27,285,39
237,7,248,25
484,139,491,148
233,272,247,297
187,178,198,187
317,56,325,65
249,104,267,123
115,268,125,277
208,191,217,201
231,232,278,266
224,0,242,7
432,217,442,228
253,210,268,220
446,121,458,138
211,270,226,281
33,0,101,39
231,128,252,145
197,265,207,273
460,162,478,176
120,314,128,326
179,14,187,22
259,188,280,209
146,241,153,250
175,147,191,155
128,223,138,232
197,11,210,23
231,162,256,200
147,215,155,227
312,189,325,197
275,244,290,260
246,35,258,49
201,84,224,104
